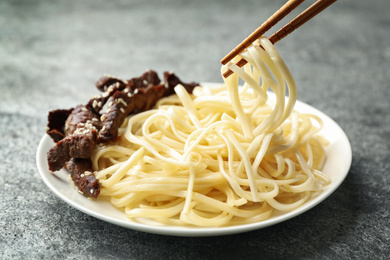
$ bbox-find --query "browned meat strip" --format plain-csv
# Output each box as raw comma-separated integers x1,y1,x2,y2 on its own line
163,71,199,95
46,108,73,142
97,71,199,143
65,158,100,198
46,70,199,198
95,75,125,92
97,83,167,143
88,79,126,114
47,129,97,172
88,71,162,114
127,70,161,91
64,105,101,135
47,105,100,171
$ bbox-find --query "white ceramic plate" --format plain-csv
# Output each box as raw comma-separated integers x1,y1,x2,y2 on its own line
36,84,352,237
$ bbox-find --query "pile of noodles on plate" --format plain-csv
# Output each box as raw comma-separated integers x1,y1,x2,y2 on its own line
91,37,330,227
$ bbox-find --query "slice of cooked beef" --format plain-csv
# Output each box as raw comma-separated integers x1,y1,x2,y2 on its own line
47,129,97,172
97,71,199,143
46,70,199,198
95,75,126,92
127,70,161,91
64,105,101,136
46,108,73,142
47,105,100,171
65,158,100,198
163,71,199,95
88,80,127,114
97,83,166,143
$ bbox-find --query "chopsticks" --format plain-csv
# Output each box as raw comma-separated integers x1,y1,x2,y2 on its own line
221,0,337,78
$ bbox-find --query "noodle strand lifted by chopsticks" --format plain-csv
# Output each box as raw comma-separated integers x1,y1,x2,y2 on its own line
91,37,330,227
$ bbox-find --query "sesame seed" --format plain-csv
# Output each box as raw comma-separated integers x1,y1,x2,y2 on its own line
117,98,127,106
134,89,139,94
101,115,105,121
107,85,114,92
120,108,125,113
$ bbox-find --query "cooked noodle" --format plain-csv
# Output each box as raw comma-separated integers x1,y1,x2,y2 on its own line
91,37,330,227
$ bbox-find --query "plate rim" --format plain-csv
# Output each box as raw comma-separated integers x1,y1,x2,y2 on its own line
36,83,352,237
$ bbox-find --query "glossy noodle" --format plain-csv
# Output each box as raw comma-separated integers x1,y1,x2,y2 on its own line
91,37,330,227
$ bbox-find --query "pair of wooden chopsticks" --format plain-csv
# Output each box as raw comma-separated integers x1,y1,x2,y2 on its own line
221,0,337,78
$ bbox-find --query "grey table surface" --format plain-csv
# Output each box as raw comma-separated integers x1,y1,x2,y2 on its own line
1,0,389,259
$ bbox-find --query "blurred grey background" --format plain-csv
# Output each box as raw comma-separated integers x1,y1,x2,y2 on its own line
1,0,389,259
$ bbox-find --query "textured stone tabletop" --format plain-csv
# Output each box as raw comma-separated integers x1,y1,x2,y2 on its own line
1,0,389,259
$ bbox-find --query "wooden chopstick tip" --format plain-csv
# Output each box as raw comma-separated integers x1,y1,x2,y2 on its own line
221,0,338,77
